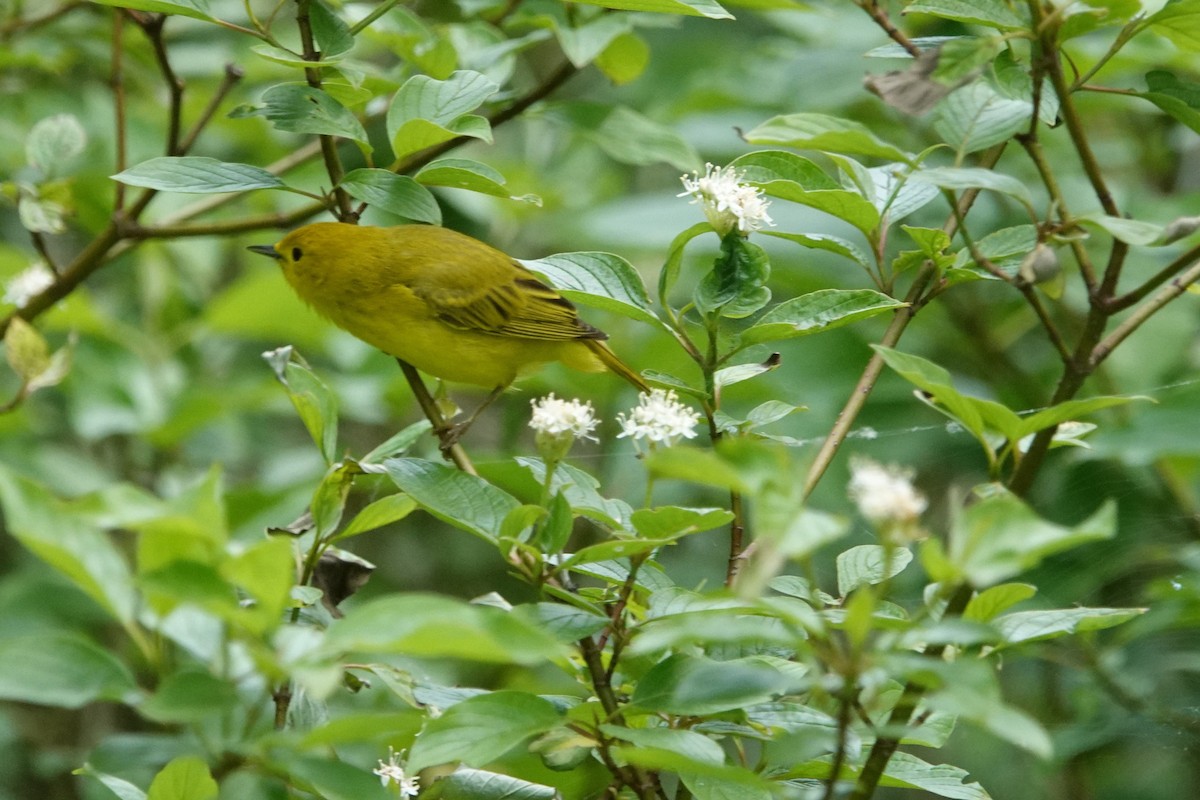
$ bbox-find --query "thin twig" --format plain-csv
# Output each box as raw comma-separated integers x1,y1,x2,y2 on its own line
394,360,478,476
132,12,187,156
177,63,244,155
295,0,353,220
1090,259,1200,368
1108,240,1200,312
848,583,974,800
112,12,127,212
856,0,921,57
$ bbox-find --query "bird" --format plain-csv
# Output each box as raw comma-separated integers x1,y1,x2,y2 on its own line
248,222,647,442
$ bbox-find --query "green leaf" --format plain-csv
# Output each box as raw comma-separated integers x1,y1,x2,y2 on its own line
309,0,354,57
731,149,841,191
520,251,664,330
112,157,285,193
695,232,772,319
147,757,217,800
836,545,914,596
415,158,535,202
1148,2,1200,51
263,346,338,465
249,43,345,69
602,725,725,765
762,231,871,270
632,654,791,714
963,582,1037,621
926,683,1053,759
592,106,701,171
659,222,714,303
552,12,632,67
713,356,782,388
1077,213,1166,246
0,632,137,709
910,166,1035,213
1015,394,1149,439
1141,69,1200,133
383,458,520,543
879,751,990,799
335,493,418,540
516,458,633,530
76,765,147,800
935,82,1032,154
950,224,1037,279
568,0,733,20
339,169,441,224
26,113,86,177
387,70,499,159
513,603,609,642
407,691,562,771
950,489,1116,586
251,84,369,145
5,316,50,383
738,289,905,348
874,345,1022,446
631,507,734,538
993,606,1146,647
0,468,136,624
906,0,1027,29
646,447,754,494
596,31,651,85
427,768,557,799
139,670,238,723
89,0,212,21
322,593,562,664
275,755,388,800
744,113,912,163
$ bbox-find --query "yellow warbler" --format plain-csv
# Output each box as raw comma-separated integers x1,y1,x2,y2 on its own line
248,223,647,396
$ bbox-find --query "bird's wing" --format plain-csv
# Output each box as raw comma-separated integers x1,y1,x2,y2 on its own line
414,260,606,342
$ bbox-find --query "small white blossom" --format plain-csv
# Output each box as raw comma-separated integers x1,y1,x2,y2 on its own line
847,457,927,542
374,747,420,797
616,389,702,448
529,393,600,442
678,163,774,236
3,262,55,307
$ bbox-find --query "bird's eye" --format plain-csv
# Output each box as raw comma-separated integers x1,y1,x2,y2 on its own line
292,247,303,261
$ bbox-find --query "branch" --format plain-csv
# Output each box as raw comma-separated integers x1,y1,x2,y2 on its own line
1090,258,1200,369
848,583,974,800
1107,240,1200,312
295,0,353,220
394,360,478,476
131,12,187,156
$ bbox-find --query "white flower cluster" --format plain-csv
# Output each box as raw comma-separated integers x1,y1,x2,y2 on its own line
374,747,420,797
528,393,600,442
616,389,702,447
679,163,774,236
3,262,55,307
847,456,927,542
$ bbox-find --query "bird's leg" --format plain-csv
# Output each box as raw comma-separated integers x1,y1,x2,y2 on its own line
438,385,506,453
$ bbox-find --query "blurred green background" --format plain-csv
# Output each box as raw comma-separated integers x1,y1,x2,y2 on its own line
2,1,1200,798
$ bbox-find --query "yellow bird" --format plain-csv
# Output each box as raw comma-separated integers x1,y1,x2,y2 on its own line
249,222,647,430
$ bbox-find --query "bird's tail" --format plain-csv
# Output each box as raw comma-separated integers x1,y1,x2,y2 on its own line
586,340,649,393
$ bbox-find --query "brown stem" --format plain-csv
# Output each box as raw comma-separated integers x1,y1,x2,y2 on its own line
1090,259,1200,369
803,266,932,498
0,1,85,37
848,583,974,800
394,359,478,476
112,12,127,211
295,0,353,220
1016,133,1099,289
856,0,921,57
177,63,244,156
1108,241,1200,312
132,12,186,156
802,144,1004,498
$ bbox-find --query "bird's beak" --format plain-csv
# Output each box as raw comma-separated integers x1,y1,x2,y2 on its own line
247,244,281,259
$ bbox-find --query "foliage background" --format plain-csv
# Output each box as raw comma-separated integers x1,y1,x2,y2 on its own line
2,1,1200,799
